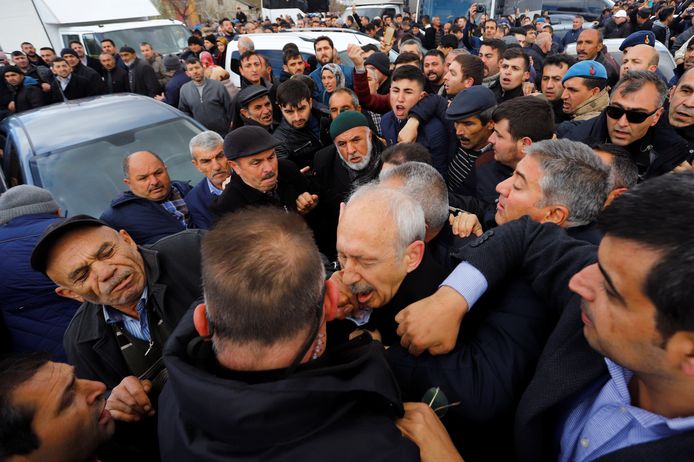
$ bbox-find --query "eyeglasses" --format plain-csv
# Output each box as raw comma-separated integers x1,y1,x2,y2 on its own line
605,105,658,124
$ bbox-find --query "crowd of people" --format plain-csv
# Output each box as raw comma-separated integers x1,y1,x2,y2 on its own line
2,1,694,461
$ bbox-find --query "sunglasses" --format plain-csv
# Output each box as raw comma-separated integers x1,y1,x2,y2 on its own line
605,105,658,123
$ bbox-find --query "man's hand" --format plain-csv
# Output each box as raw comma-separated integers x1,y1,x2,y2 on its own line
41,82,51,93
673,160,693,173
328,270,356,320
396,403,464,462
154,92,166,101
380,39,394,54
7,101,15,113
395,286,468,356
398,118,420,143
296,192,318,215
449,212,484,238
105,376,155,422
347,43,365,70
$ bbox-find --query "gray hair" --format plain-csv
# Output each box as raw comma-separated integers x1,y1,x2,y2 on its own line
379,162,448,234
347,183,426,255
189,130,224,158
237,36,255,53
611,70,668,107
401,39,425,56
525,139,612,227
330,87,359,108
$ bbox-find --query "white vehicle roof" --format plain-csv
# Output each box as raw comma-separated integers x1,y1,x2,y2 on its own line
225,30,395,86
35,0,159,24
565,38,676,82
60,18,185,33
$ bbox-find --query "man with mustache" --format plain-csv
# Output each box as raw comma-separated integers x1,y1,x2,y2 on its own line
101,151,195,245
212,126,316,217
311,111,385,260
30,214,204,459
575,29,619,87
669,69,694,166
329,184,447,346
185,131,232,229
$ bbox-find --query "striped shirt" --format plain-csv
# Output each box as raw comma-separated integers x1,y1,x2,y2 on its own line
103,286,150,342
559,358,694,461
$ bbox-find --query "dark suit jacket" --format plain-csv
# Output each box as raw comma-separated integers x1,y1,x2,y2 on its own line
455,217,694,461
127,57,161,97
101,67,130,93
50,74,92,102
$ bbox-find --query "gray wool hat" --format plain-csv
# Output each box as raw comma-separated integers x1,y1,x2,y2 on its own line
0,185,59,225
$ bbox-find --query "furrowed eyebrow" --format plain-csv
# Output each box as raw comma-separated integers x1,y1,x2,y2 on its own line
598,261,626,305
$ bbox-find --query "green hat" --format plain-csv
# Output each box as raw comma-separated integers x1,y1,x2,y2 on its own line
329,111,369,140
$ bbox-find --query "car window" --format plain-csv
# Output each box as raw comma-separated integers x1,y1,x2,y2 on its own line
29,119,203,217
1,136,23,189
82,34,102,57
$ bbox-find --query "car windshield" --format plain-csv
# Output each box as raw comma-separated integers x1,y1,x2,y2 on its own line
30,119,203,217
97,24,190,56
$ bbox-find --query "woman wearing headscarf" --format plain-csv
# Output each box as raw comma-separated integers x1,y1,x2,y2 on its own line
319,63,345,106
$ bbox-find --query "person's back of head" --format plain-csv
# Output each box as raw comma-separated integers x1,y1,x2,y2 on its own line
492,96,555,141
200,208,325,370
379,162,448,240
380,142,432,169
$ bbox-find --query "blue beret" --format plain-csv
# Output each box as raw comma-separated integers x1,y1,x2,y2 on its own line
446,86,497,121
619,31,656,51
562,60,607,83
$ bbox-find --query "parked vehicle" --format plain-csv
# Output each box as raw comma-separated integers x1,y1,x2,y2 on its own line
0,0,189,58
0,94,205,217
565,37,676,82
224,29,398,87
341,0,406,22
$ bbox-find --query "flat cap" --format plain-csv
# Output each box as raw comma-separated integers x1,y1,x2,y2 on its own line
446,86,497,121
60,48,78,58
163,54,181,70
224,126,281,160
2,65,23,75
119,46,136,54
30,215,108,274
619,30,656,51
330,111,369,139
236,85,269,107
562,60,607,83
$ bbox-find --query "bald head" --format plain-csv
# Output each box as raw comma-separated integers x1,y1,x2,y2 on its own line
122,151,172,201
620,44,659,77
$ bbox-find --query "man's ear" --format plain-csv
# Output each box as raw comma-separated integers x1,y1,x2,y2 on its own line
543,205,570,227
229,160,241,176
118,229,137,248
323,279,339,321
418,90,427,101
404,240,425,273
666,331,694,377
240,107,250,119
651,107,665,126
604,187,628,207
193,303,210,337
464,76,475,89
55,287,86,303
590,86,601,96
123,177,130,187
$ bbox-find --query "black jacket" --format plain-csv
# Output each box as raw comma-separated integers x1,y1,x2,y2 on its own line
455,218,694,461
211,159,310,217
9,82,45,113
561,110,689,180
50,73,93,102
101,66,130,93
126,57,161,97
62,230,204,388
274,108,331,169
310,137,384,259
158,312,420,461
72,62,104,95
